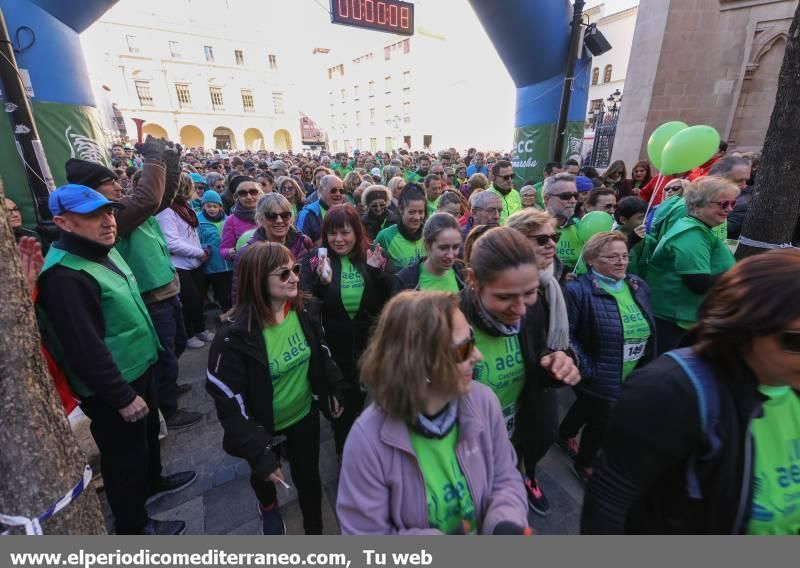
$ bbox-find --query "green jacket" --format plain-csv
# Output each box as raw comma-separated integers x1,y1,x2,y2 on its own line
115,217,176,294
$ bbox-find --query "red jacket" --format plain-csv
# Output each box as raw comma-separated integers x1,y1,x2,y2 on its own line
639,175,677,207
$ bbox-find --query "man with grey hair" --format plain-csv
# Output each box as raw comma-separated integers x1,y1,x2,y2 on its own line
543,173,583,271
461,190,502,244
297,174,345,242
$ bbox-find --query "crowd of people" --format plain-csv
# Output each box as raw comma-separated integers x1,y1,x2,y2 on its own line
8,138,799,536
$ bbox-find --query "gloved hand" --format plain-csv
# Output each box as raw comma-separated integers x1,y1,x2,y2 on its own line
162,141,183,170
134,135,168,161
492,521,534,535
446,520,473,535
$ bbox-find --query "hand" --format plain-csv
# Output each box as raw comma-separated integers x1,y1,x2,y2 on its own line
493,521,534,535
200,251,209,262
540,351,581,386
330,396,343,418
268,467,284,484
634,224,647,239
366,243,385,268
317,256,332,285
162,141,182,169
134,135,168,161
118,395,149,422
16,236,43,296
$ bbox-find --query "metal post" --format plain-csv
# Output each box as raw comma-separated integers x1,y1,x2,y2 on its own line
0,7,55,227
552,0,585,162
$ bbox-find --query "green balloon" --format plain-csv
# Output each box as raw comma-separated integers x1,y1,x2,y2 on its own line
577,211,614,243
660,125,721,176
647,121,688,171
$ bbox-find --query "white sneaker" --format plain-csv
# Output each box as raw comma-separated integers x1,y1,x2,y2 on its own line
185,337,205,349
197,330,216,342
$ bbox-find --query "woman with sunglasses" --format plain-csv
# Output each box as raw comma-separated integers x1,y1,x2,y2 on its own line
207,242,344,535
461,227,580,518
560,232,655,483
361,185,397,241
374,184,427,273
232,194,313,304
337,292,530,534
395,213,466,294
583,249,800,534
220,176,262,262
646,177,738,354
299,205,392,460
275,176,304,217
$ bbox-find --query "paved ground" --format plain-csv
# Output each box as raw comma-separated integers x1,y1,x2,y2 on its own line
95,322,584,535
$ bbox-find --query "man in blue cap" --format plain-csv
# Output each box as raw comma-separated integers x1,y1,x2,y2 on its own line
36,184,196,535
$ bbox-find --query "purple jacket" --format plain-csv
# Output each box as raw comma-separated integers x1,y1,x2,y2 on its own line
220,213,257,260
336,382,528,534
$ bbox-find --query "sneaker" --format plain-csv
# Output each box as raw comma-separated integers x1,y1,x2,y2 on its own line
146,471,198,505
175,383,192,397
196,330,216,343
140,517,187,535
185,337,205,349
165,410,202,431
524,477,551,517
558,437,581,462
573,464,593,485
259,503,287,535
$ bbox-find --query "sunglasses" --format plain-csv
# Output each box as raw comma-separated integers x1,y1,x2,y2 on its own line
553,192,579,201
237,189,261,197
499,174,515,181
214,184,224,189
280,185,295,193
265,211,292,222
452,327,476,363
270,264,301,282
328,187,344,194
780,331,800,353
665,185,683,192
712,200,736,210
529,233,560,246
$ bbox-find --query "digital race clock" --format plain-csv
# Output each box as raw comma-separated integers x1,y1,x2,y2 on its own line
330,0,414,36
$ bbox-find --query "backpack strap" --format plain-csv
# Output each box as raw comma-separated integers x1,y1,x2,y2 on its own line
664,347,722,499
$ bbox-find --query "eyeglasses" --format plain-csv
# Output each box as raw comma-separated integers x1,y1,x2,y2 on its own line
270,264,301,282
237,189,261,197
328,187,344,194
499,174,515,181
452,327,476,363
552,192,579,201
598,254,630,263
265,211,292,222
7,206,19,213
280,185,295,193
711,200,736,211
779,331,800,353
602,204,617,211
214,184,225,189
529,233,560,246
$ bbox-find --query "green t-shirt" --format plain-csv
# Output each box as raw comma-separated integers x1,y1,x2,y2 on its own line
533,181,545,209
647,216,735,327
374,224,425,271
262,311,313,431
472,328,525,438
405,171,424,184
747,385,800,535
598,281,651,380
658,198,727,243
339,255,365,319
236,228,256,251
487,186,522,225
419,264,459,293
427,197,440,217
556,222,583,271
408,425,476,534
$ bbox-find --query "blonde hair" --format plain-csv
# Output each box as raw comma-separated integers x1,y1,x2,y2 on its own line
506,208,556,236
684,176,739,215
582,231,628,266
360,292,463,422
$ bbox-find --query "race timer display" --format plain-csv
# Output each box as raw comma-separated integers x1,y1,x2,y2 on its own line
330,0,414,36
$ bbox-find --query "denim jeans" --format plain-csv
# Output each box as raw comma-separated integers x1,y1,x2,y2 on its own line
146,295,187,418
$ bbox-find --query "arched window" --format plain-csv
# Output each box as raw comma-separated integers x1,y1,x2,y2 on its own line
591,67,599,86
603,64,613,83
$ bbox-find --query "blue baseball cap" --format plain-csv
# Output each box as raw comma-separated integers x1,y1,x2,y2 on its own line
49,184,124,216
575,175,594,193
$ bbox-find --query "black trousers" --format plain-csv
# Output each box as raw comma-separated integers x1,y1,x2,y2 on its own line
249,409,322,534
80,370,161,535
559,391,614,469
206,271,233,313
177,267,207,338
146,295,186,418
331,386,367,456
514,388,560,479
655,317,689,355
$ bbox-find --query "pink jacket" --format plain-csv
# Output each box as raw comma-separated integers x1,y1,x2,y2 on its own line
336,382,528,534
220,213,257,260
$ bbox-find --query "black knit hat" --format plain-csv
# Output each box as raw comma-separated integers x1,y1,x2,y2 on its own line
65,159,117,190
229,175,255,194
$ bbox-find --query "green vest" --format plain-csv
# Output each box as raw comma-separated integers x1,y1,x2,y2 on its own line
115,217,175,294
488,186,522,225
40,247,160,397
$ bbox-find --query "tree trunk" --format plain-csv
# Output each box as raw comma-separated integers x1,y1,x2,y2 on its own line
0,183,106,534
736,2,800,260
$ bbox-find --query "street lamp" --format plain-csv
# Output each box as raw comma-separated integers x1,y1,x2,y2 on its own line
607,89,622,112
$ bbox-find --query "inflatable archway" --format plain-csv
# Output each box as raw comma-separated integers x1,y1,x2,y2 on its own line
468,0,591,183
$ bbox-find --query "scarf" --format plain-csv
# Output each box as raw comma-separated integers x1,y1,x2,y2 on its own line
202,209,225,223
413,400,458,439
233,204,256,224
539,264,570,351
170,197,198,228
591,268,625,292
466,286,520,337
397,218,423,243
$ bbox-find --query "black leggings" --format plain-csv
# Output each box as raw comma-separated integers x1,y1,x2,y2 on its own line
177,267,207,338
559,391,614,468
514,388,560,479
206,271,233,313
655,317,690,355
331,386,367,456
249,409,322,534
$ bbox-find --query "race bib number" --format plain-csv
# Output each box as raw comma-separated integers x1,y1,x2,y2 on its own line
623,340,647,363
503,403,518,439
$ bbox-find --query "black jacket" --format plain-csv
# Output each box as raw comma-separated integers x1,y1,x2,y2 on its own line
299,251,393,385
206,300,344,480
727,185,753,240
361,211,398,242
393,257,467,294
582,352,777,534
